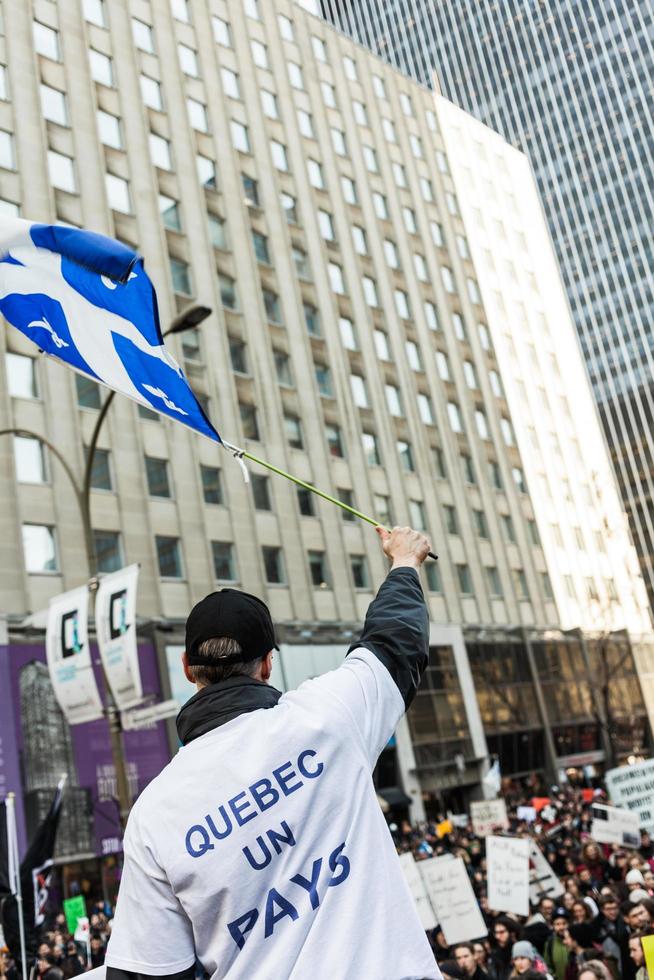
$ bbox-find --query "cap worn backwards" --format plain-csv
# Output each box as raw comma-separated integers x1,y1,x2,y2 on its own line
185,589,279,665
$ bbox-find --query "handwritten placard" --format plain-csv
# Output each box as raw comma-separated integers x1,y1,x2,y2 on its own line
398,852,437,930
471,798,509,837
419,855,487,944
529,840,564,904
487,835,529,916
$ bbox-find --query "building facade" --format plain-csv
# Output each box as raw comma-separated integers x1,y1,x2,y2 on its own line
319,0,654,616
0,0,651,838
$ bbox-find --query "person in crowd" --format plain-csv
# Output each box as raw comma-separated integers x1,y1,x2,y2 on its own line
474,942,491,972
578,961,614,980
545,908,571,980
594,895,631,978
510,940,553,980
564,924,599,980
489,918,523,980
454,943,489,980
627,934,646,980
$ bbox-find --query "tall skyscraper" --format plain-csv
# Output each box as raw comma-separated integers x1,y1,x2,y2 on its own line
320,0,654,613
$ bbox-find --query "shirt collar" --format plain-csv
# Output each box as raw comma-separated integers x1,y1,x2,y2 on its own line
175,675,282,746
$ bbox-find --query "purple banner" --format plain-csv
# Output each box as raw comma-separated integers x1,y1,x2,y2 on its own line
0,637,171,858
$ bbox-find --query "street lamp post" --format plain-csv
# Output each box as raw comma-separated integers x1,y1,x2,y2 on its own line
2,303,211,826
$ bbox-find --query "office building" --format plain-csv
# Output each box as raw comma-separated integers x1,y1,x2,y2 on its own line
320,0,654,616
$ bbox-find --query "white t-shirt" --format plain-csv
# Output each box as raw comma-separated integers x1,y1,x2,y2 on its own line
106,648,439,980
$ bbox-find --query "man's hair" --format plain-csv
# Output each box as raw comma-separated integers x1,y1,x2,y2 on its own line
453,943,475,955
187,637,264,686
577,961,612,980
599,895,618,909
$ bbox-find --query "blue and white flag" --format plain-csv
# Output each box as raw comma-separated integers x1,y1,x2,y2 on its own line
0,217,220,442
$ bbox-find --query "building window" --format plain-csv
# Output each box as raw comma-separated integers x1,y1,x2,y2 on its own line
384,239,399,268
197,155,216,188
489,460,503,490
251,474,272,511
373,193,388,220
374,330,390,361
501,514,516,542
338,488,356,521
385,384,403,417
307,158,325,188
350,374,369,408
353,226,368,255
298,108,314,138
207,213,227,249
457,563,473,595
264,289,282,324
188,98,209,133
252,230,270,264
105,173,130,213
479,323,491,350
159,195,181,231
433,447,447,479
140,75,162,110
271,140,289,171
441,266,455,294
281,192,298,223
288,62,304,89
315,363,333,398
312,36,327,61
473,509,488,538
83,0,105,26
372,74,386,98
444,505,458,535
486,566,503,597
14,436,47,483
293,247,310,278
351,555,370,589
284,415,303,450
382,118,396,143
308,550,329,588
512,467,527,494
278,14,295,41
463,361,478,389
395,290,410,319
417,393,435,425
541,572,554,600
261,89,278,119
171,0,190,22
402,207,417,234
274,350,293,387
182,328,202,365
262,546,285,585
425,562,441,593
251,39,269,69
398,440,414,473
47,150,75,192
22,524,58,573
149,132,172,170
94,531,122,573
201,465,223,504
393,162,407,187
34,22,60,61
132,18,155,54
514,568,530,600
85,446,112,490
528,519,540,547
400,92,413,116
231,120,250,153
420,178,434,202
362,432,380,466
145,456,171,497
328,263,345,294
321,81,336,107
242,174,259,206
76,375,101,409
341,176,357,204
462,453,475,484
212,541,236,581
363,145,378,172
475,410,490,441
219,274,237,310
339,317,357,350
409,499,426,531
178,43,199,77
170,258,192,296
240,403,259,440
424,302,439,331
343,55,358,80
374,494,392,527
363,276,378,306
156,536,183,578
229,337,248,375
325,423,344,458
212,16,231,46
6,353,38,398
297,488,315,517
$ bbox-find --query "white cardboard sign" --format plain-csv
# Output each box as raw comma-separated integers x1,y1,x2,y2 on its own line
471,798,509,837
487,835,530,916
591,802,640,848
419,855,487,944
528,840,564,905
398,852,438,931
606,760,654,834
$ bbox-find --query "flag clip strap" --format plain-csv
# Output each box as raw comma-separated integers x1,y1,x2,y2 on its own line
222,441,250,484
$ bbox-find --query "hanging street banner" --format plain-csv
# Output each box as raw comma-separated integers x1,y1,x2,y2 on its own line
46,586,103,725
487,835,530,916
606,759,654,835
470,798,509,837
96,564,142,711
419,855,487,944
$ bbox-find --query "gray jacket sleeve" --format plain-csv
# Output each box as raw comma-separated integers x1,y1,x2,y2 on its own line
347,566,429,708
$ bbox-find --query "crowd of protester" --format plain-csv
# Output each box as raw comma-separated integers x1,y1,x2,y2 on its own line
396,783,654,978
2,782,654,978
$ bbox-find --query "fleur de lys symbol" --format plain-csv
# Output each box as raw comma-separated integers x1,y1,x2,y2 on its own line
142,384,188,415
27,317,69,349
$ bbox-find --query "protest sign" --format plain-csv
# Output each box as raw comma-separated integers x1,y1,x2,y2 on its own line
487,836,530,916
591,803,640,848
449,813,470,829
606,760,654,835
398,853,437,931
517,806,537,823
471,799,508,837
419,856,487,944
63,895,86,934
529,840,563,905
437,819,453,838
642,934,654,980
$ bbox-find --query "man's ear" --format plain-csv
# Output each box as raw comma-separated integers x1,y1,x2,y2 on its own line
260,650,274,682
182,651,194,684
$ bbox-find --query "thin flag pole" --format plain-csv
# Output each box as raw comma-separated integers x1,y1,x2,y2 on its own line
6,793,28,980
223,442,438,561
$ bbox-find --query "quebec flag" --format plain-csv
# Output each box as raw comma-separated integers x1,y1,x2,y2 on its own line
0,217,220,442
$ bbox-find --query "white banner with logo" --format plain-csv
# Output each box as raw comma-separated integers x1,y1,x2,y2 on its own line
487,835,530,916
96,564,142,710
46,586,103,725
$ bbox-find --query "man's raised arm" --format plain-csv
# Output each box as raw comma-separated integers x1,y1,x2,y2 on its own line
348,526,431,709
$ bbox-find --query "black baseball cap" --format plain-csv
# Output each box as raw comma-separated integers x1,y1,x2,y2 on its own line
185,589,279,665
